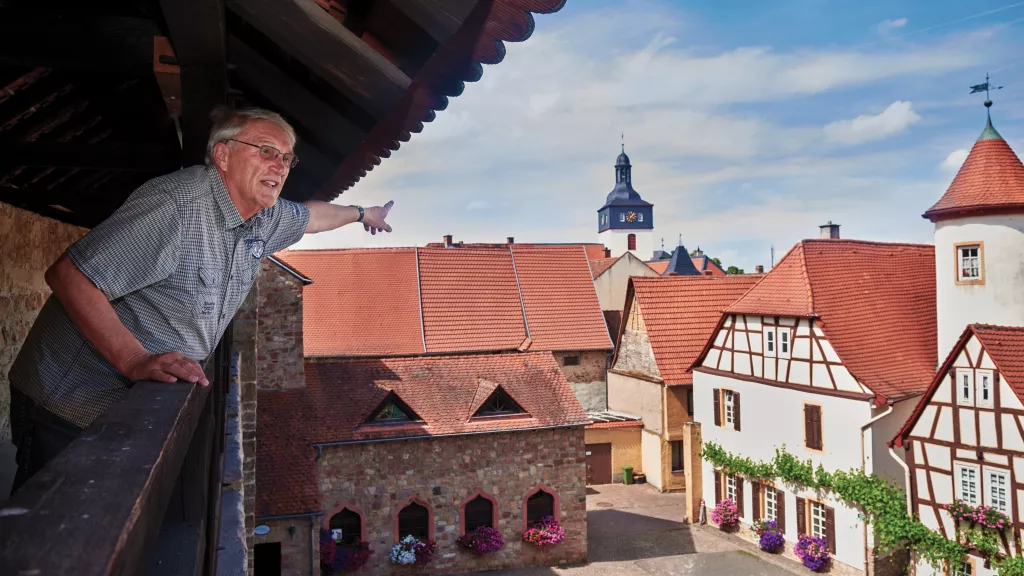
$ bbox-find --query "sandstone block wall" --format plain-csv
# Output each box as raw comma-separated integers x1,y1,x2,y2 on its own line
255,261,304,391
553,350,609,412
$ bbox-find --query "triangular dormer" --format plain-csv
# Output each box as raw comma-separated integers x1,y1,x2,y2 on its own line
471,384,526,418
366,391,422,424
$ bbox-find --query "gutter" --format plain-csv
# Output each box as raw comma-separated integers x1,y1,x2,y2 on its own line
859,403,893,575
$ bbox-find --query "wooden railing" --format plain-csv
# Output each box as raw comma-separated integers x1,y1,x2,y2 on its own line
0,329,234,576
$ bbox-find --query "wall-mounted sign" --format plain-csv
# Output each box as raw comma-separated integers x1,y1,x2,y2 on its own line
254,525,271,536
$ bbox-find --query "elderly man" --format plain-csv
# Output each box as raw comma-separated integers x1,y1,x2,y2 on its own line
7,107,392,492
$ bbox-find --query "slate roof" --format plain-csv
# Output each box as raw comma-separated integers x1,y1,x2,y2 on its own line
618,275,761,386
662,244,701,276
256,352,588,517
924,115,1024,221
725,240,937,403
692,255,726,276
893,324,1024,447
275,245,612,357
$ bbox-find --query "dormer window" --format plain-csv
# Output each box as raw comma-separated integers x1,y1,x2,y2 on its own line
367,392,422,425
473,387,525,418
956,243,983,283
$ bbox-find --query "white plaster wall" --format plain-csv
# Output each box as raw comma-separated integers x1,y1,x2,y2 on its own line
608,372,663,434
935,214,1024,358
599,228,655,260
694,371,872,472
593,253,660,311
869,397,917,485
641,429,663,490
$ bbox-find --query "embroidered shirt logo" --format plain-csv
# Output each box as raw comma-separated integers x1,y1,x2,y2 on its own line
247,238,266,259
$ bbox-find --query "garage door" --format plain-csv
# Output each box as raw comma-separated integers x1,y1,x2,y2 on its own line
585,443,612,485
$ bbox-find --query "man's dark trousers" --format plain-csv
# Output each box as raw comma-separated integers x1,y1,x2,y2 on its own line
8,387,83,494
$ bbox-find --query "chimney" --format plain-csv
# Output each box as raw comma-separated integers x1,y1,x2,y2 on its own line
755,265,764,273
704,270,713,277
506,236,514,245
603,247,611,258
443,234,453,247
819,221,840,239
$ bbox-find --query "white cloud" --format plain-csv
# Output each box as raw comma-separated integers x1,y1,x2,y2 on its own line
940,148,970,173
877,18,908,34
823,101,921,145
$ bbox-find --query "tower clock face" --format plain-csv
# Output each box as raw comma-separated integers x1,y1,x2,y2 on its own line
625,211,638,223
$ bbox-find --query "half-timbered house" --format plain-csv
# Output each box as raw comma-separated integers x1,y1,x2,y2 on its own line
693,238,937,575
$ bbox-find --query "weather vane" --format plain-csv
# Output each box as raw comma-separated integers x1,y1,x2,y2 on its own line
620,131,624,152
970,73,1003,109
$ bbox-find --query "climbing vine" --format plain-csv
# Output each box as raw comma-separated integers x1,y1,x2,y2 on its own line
700,442,1009,571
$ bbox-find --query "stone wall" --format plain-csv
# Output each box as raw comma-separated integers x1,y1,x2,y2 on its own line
312,426,587,575
255,261,304,391
0,204,85,445
232,285,259,575
613,329,660,378
552,350,608,412
255,517,316,576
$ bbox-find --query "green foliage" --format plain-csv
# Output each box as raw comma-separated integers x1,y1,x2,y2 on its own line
995,555,1024,575
700,442,974,571
712,257,722,266
725,265,744,274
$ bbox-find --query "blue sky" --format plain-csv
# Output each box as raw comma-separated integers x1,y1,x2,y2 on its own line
293,0,1024,271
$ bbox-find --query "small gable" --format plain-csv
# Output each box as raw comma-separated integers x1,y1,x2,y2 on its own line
367,392,422,424
472,384,527,418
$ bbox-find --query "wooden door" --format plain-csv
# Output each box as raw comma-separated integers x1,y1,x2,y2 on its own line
585,443,612,485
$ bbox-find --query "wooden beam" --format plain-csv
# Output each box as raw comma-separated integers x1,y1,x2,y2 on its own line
160,0,228,166
0,11,159,73
227,36,365,156
389,0,478,43
225,0,411,120
1,141,181,172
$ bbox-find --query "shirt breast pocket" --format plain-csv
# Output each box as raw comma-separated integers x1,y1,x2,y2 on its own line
194,267,222,319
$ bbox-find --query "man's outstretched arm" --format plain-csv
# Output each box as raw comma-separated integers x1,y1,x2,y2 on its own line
302,200,394,235
45,254,208,386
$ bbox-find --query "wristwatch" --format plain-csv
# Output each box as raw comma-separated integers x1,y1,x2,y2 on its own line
355,206,364,222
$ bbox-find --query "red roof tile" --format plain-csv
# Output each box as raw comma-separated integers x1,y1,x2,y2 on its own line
589,257,618,278
513,246,613,351
692,256,727,276
256,352,588,516
924,121,1024,221
893,324,1024,447
727,240,936,402
647,260,670,275
624,275,761,385
276,245,611,356
276,249,424,357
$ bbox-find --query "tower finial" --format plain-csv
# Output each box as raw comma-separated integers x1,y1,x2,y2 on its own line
971,73,1005,141
621,131,624,153
678,233,682,247
661,237,664,251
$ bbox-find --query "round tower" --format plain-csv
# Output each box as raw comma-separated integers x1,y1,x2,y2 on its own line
927,103,1024,357
598,145,654,258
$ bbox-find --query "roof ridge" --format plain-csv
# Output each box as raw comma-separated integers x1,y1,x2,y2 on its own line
414,247,426,354
798,242,816,314
801,239,934,249
508,246,531,340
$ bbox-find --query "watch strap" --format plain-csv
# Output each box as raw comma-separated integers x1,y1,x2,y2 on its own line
356,206,364,222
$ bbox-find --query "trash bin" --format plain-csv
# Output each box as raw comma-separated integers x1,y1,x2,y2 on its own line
622,465,634,485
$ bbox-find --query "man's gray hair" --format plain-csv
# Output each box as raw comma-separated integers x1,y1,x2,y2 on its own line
206,106,297,165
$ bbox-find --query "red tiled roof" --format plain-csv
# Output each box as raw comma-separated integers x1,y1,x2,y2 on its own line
647,260,670,275
425,241,608,261
727,240,936,402
513,246,612,351
256,352,588,516
693,256,727,276
276,245,611,357
590,257,618,278
624,275,761,386
276,249,424,356
924,123,1024,221
893,324,1024,447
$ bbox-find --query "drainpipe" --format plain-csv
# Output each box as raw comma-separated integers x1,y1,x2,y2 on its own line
310,512,324,576
860,403,893,575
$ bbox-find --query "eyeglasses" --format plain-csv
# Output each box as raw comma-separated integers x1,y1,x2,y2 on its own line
225,139,299,168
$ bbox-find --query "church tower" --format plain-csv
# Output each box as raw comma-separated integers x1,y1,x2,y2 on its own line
926,100,1024,358
598,145,654,258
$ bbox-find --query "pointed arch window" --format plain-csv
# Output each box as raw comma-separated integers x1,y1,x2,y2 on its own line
328,509,362,545
628,234,637,250
398,502,430,540
464,496,494,532
526,490,555,525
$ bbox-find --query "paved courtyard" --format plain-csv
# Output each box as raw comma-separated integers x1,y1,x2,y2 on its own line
491,484,805,576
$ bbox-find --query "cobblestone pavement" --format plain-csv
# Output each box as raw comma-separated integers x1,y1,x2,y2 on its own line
488,484,805,576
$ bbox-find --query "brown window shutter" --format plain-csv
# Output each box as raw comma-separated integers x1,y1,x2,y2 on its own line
735,476,744,516
796,497,806,535
776,489,786,530
825,506,836,553
812,406,822,450
713,389,722,427
733,392,741,431
805,405,822,450
752,481,761,522
804,405,813,448
714,470,722,504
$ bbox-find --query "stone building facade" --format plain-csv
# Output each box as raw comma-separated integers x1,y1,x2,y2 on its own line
552,349,609,412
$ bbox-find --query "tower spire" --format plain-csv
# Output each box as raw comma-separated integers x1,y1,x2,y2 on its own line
971,74,1005,141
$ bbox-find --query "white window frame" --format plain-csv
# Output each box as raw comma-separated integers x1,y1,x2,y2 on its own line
724,390,735,428
957,370,974,407
985,467,1010,513
779,328,791,359
809,500,826,539
954,462,980,505
725,474,737,502
619,213,625,223
638,213,643,222
977,370,994,408
764,486,778,522
958,245,981,282
765,330,776,357
952,559,973,576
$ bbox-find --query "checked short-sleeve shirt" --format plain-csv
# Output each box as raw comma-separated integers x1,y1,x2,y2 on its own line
10,165,309,428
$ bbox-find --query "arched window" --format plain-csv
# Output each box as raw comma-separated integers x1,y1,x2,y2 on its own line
398,502,429,540
627,234,637,251
329,509,362,545
464,496,494,532
526,490,555,525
